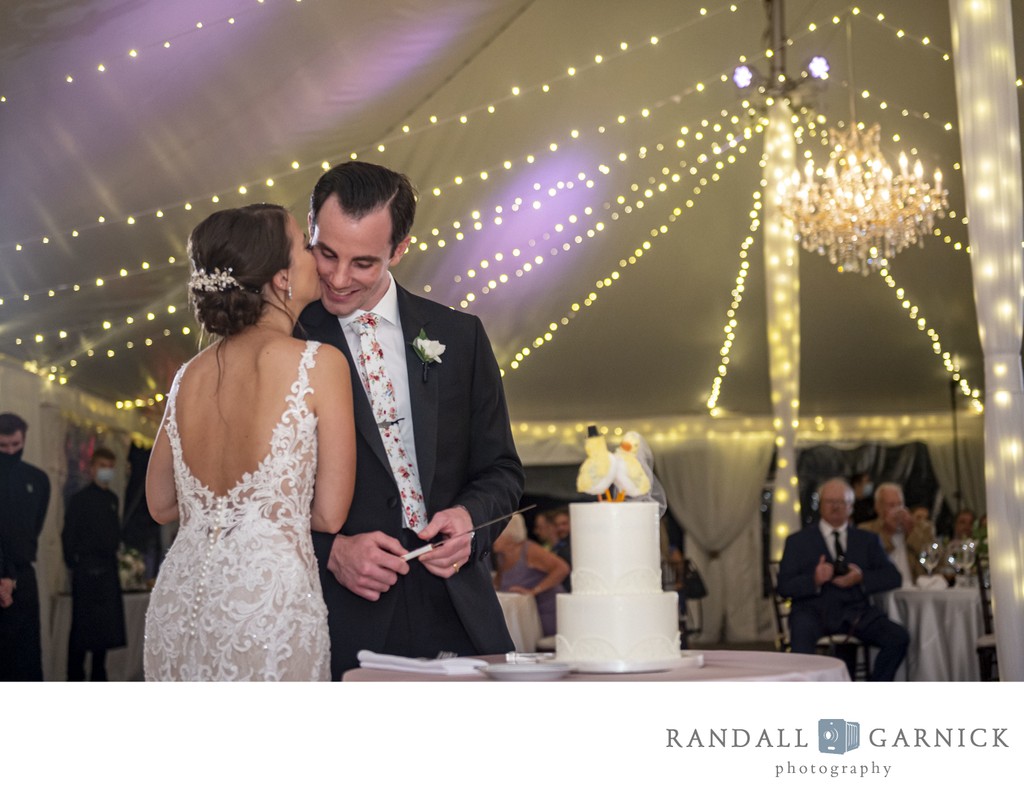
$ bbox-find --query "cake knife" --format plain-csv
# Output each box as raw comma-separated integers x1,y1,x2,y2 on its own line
400,504,537,560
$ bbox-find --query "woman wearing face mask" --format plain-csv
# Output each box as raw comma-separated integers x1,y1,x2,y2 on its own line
61,447,127,681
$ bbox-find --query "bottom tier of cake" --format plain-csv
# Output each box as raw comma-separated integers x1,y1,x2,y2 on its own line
555,591,681,673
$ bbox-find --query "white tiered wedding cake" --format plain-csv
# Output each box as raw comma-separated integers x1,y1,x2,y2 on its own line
555,501,682,672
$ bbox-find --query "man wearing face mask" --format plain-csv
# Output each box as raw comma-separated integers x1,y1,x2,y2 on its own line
61,447,127,680
850,472,876,525
0,412,51,681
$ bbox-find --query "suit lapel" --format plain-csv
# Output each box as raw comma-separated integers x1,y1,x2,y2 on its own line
397,286,439,507
303,302,391,474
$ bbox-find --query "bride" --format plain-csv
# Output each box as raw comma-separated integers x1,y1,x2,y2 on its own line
143,203,355,681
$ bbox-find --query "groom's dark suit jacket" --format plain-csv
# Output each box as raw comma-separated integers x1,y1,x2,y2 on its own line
300,285,523,676
777,524,901,632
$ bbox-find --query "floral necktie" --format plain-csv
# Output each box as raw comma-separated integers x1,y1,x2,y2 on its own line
354,313,428,530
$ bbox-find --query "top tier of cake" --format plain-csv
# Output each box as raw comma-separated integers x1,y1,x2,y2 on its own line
568,501,662,594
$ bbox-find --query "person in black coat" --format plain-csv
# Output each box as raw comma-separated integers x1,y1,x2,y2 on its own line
0,412,51,681
778,477,909,681
62,447,127,681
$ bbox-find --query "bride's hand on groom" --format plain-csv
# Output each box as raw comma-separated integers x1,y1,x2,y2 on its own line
328,532,409,601
417,506,473,579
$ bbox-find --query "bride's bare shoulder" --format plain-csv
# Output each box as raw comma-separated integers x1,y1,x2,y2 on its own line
307,340,347,372
179,335,312,384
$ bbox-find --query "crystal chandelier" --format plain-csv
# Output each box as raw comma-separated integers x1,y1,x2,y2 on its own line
782,123,949,273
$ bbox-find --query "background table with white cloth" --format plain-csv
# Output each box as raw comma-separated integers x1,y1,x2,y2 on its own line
496,591,543,652
886,586,984,681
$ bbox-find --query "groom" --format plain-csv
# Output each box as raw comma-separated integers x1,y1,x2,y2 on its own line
299,161,523,678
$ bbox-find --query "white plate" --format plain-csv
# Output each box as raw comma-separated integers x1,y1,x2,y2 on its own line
568,650,705,674
483,662,572,681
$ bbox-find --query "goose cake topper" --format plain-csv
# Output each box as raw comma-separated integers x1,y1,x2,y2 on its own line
577,425,664,512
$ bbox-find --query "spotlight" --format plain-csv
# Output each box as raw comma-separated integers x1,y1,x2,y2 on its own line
732,65,754,89
807,56,830,80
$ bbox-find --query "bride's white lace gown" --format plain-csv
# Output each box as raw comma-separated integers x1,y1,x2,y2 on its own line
144,341,330,681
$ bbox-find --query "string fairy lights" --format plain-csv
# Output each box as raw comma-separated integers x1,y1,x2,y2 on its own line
705,192,762,413
499,118,761,375
0,2,995,416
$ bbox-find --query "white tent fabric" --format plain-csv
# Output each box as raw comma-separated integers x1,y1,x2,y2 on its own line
1,0,1008,421
950,0,1024,681
763,102,802,558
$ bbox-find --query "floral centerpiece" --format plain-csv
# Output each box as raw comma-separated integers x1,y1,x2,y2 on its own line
118,545,147,591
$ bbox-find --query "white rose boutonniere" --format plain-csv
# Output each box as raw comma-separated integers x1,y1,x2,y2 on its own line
412,329,445,381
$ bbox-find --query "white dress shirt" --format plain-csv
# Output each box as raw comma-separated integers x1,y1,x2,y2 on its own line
819,520,847,560
336,273,422,488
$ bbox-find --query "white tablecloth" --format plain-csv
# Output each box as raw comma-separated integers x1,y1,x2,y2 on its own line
496,591,543,652
889,586,984,681
50,591,149,681
344,649,850,681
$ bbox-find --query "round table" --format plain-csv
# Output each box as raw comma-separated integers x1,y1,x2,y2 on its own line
343,649,850,682
889,586,983,681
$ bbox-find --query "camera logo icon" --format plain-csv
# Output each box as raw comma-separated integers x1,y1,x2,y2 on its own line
818,719,860,755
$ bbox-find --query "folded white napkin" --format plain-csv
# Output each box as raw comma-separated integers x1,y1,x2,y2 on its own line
357,650,487,676
916,575,947,591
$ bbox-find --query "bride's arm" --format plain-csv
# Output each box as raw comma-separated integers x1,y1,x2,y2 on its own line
146,423,179,524
309,344,356,534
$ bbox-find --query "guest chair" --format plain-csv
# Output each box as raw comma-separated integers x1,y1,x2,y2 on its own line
975,553,998,681
766,561,870,680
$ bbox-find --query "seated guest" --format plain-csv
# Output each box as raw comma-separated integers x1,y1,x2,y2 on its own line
951,508,976,544
859,482,934,586
777,477,908,681
938,507,978,581
493,514,569,637
549,507,572,588
910,505,933,529
531,510,559,550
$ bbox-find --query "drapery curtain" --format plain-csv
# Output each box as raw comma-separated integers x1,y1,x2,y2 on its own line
656,432,775,643
950,0,1024,681
925,435,987,517
796,442,938,517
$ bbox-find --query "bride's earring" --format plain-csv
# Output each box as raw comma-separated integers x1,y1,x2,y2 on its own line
287,284,293,301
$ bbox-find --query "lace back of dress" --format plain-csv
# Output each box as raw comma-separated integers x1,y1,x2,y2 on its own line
145,341,329,681
163,341,321,527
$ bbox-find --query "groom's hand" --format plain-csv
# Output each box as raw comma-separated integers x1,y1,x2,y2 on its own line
417,506,474,579
328,532,409,601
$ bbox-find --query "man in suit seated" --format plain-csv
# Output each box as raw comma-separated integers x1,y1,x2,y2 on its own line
778,477,909,681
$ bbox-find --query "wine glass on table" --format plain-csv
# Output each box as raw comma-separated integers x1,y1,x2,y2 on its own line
919,541,943,577
955,541,977,588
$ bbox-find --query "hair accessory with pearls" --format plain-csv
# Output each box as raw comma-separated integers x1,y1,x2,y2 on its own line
188,266,242,293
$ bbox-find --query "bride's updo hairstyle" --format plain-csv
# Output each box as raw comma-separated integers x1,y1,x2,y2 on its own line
187,203,292,337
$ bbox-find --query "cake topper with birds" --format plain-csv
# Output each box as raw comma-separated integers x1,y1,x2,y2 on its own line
576,425,651,500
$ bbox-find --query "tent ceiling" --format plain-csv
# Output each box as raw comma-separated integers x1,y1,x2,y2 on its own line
1,0,1020,428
